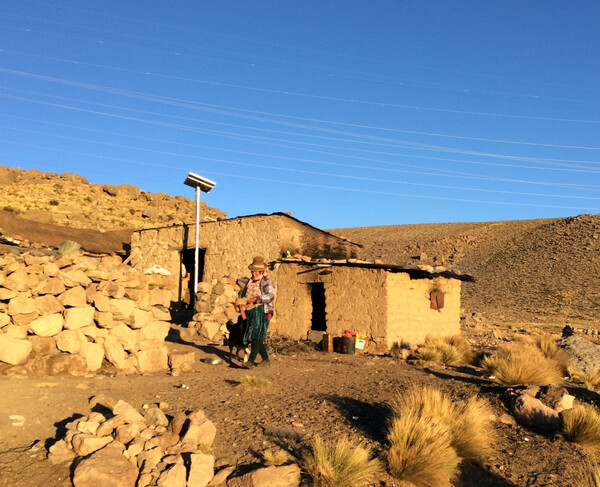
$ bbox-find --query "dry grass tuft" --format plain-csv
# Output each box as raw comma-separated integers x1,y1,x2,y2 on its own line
390,384,454,420
386,413,459,487
301,436,383,487
390,385,493,462
263,449,289,466
574,464,600,487
415,345,443,366
534,334,570,371
445,335,474,362
568,365,600,392
481,342,564,386
562,405,600,450
450,396,494,460
415,335,473,366
240,375,272,388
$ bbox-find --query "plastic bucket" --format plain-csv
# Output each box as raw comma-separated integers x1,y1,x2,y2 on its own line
342,335,356,354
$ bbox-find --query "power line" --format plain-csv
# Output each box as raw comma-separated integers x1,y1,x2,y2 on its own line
3,48,600,125
3,67,600,153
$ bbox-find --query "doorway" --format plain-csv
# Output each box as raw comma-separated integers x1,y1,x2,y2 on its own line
181,248,206,307
309,282,326,331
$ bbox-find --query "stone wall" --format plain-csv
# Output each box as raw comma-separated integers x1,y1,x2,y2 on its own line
129,214,360,296
0,250,179,376
386,273,462,346
186,278,242,341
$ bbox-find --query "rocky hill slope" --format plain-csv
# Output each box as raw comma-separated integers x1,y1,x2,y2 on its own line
0,165,225,231
331,214,600,326
0,165,226,252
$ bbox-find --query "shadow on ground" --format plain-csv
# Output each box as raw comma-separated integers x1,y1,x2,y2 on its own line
319,394,391,442
457,461,517,487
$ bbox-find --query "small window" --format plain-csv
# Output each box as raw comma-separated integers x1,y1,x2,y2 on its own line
430,291,445,311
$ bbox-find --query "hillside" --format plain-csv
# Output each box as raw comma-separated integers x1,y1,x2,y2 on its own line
0,165,225,231
1,165,598,327
0,165,226,252
331,214,600,326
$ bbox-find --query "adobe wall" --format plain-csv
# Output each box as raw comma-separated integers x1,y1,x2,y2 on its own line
324,266,388,344
268,264,311,340
269,264,387,346
385,273,461,346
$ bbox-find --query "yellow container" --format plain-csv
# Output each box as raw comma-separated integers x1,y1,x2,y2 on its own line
355,334,367,354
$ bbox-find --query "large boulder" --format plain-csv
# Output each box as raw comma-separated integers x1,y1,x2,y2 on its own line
509,393,561,432
188,453,215,487
135,347,169,374
0,334,32,365
34,295,65,315
7,294,38,315
226,465,301,487
73,442,138,487
64,307,95,330
58,286,88,307
56,329,87,354
29,313,64,337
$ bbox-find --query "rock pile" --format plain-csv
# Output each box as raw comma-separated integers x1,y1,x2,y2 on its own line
505,385,576,432
186,278,241,343
48,397,217,487
0,249,187,375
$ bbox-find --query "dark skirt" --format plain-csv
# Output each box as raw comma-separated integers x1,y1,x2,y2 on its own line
243,306,270,344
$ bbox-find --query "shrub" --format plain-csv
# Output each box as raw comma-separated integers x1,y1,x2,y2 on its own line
562,405,600,450
568,365,600,392
49,199,59,206
302,436,382,487
386,413,459,487
481,342,564,386
390,384,454,421
240,375,271,388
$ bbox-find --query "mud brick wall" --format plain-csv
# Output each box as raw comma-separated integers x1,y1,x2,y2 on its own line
386,273,462,346
270,264,388,347
270,262,462,349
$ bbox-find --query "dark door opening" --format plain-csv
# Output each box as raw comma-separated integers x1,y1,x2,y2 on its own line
181,248,206,308
309,282,327,331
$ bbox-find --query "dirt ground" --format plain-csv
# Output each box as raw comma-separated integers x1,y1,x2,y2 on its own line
0,326,596,487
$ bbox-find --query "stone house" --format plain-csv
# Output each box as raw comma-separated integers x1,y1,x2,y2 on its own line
130,213,361,303
130,213,473,348
270,258,473,348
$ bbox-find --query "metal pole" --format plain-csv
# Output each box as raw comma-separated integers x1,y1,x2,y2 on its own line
193,185,200,307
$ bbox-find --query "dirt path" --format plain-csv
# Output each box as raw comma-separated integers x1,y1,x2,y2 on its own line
0,338,591,486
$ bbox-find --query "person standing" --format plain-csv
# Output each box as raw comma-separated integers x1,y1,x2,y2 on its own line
239,256,275,368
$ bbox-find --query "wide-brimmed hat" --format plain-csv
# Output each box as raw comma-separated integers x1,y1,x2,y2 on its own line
248,256,267,271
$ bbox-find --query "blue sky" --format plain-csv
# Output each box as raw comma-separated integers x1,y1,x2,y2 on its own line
1,1,599,229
